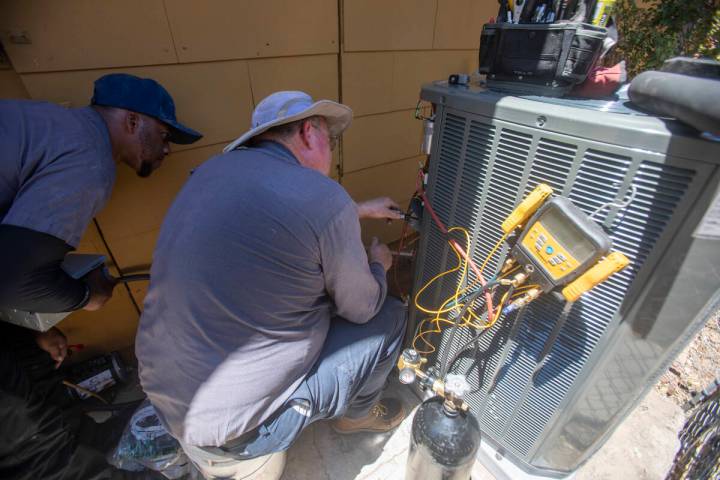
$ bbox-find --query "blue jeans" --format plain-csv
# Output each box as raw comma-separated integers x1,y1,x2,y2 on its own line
190,297,407,464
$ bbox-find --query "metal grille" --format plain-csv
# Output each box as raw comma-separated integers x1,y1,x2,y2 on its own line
418,107,696,460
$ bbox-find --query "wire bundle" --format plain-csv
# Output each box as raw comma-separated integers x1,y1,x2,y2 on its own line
410,168,545,377
411,228,518,356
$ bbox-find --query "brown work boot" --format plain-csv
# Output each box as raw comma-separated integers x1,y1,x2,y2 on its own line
332,398,406,434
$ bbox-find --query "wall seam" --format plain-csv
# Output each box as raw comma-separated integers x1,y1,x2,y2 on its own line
160,0,181,64
337,0,345,181
344,154,424,176
15,52,341,76
245,61,256,107
431,0,441,49
92,219,142,316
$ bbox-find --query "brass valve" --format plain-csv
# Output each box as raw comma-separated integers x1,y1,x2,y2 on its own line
397,349,469,412
502,287,541,315
499,271,528,287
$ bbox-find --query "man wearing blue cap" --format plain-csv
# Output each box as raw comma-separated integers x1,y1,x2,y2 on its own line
137,91,407,478
0,72,201,316
0,73,200,480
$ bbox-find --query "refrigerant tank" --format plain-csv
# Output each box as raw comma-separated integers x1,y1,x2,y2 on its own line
405,396,481,480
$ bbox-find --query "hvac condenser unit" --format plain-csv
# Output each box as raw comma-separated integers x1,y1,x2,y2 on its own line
412,81,720,478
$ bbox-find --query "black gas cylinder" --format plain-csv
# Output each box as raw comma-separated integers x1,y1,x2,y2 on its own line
405,396,481,480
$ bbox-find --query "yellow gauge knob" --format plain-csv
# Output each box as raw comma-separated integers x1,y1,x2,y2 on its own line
501,184,553,233
562,252,630,302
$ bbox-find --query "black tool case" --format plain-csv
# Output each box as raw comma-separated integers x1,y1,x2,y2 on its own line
479,22,607,96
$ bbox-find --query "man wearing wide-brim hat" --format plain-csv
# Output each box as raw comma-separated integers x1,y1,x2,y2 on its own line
137,91,409,477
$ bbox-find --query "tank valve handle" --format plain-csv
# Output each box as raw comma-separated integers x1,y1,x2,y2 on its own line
444,374,471,413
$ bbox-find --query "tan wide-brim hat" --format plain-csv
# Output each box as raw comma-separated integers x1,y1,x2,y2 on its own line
223,91,353,153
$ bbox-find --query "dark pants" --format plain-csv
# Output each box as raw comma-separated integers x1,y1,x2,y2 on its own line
0,323,128,480
186,297,407,466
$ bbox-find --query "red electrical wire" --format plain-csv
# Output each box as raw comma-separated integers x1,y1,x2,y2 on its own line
415,170,495,320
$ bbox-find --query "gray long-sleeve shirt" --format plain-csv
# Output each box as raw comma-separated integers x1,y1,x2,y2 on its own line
136,141,387,447
0,101,115,247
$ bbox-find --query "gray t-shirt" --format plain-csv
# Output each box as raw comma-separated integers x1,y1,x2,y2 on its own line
0,100,115,247
136,141,387,447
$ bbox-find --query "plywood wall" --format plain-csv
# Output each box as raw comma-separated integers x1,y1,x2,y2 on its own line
0,0,491,353
340,0,491,243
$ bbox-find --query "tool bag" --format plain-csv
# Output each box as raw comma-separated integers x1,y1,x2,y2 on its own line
479,22,607,97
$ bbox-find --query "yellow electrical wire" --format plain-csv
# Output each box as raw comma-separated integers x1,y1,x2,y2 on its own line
484,288,512,330
413,227,476,352
412,228,514,352
414,227,475,315
445,231,513,325
479,232,511,276
413,228,465,315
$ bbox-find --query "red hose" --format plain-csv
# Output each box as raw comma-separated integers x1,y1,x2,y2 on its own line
416,170,495,320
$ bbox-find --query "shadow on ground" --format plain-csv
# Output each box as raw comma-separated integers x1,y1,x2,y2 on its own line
280,377,422,480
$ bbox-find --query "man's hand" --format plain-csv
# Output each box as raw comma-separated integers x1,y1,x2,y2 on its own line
356,197,404,220
83,267,117,311
35,327,68,368
369,237,393,272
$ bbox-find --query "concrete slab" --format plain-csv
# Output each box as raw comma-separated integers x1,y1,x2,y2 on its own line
280,382,684,480
281,378,421,480
110,363,685,479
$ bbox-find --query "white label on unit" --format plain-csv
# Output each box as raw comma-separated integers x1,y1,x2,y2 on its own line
694,191,720,240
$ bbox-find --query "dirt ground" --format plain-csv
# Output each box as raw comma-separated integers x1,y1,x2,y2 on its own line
655,309,720,407
574,310,720,480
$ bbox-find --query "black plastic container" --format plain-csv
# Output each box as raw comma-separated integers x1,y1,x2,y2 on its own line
479,22,606,97
65,351,127,400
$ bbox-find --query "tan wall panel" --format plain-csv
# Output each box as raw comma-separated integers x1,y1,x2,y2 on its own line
60,287,139,361
0,0,177,73
58,222,140,361
341,52,394,117
108,230,159,274
166,0,338,63
248,55,339,104
343,0,436,52
391,50,477,110
342,156,420,205
104,229,158,308
433,0,496,49
0,68,29,98
60,288,139,361
96,143,224,243
342,50,477,116
20,61,254,151
342,110,422,173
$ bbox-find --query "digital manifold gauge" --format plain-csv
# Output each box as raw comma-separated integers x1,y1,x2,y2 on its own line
502,184,630,302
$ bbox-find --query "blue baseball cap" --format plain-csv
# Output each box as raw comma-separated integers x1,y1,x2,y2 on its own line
91,73,202,145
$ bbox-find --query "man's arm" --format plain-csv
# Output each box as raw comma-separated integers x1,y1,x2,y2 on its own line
356,197,404,220
0,224,89,313
320,203,391,324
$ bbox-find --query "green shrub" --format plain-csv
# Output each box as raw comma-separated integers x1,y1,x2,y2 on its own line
611,0,719,78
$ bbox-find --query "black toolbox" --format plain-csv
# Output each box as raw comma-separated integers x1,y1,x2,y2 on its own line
479,22,607,97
